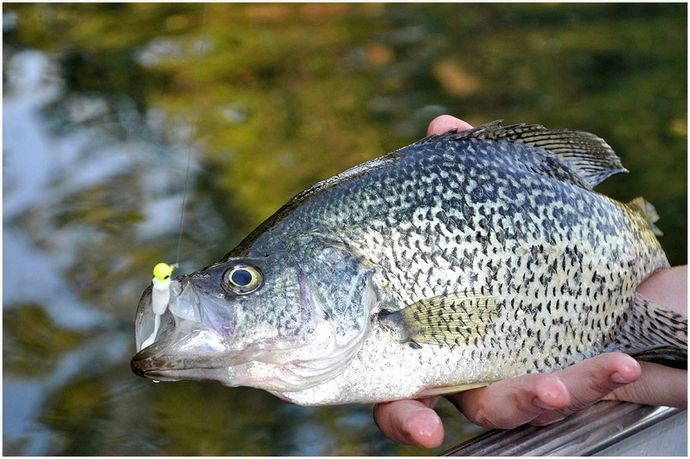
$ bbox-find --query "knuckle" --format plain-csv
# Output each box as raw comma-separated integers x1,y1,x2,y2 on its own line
586,377,615,400
470,408,501,429
470,407,523,430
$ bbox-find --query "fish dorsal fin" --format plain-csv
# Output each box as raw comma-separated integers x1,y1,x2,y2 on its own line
627,197,663,236
380,289,498,348
452,120,628,189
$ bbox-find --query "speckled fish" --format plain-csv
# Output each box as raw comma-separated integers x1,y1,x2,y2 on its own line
131,121,687,405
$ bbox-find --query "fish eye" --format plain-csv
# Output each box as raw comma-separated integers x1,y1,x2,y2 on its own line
224,264,263,295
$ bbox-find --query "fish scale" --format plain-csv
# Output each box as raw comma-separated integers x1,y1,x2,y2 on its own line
131,121,686,405
262,135,658,396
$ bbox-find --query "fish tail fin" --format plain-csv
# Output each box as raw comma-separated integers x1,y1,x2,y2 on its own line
611,293,687,368
627,197,663,236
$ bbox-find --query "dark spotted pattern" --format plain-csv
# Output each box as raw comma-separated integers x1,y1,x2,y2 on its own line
221,125,669,380
153,122,688,405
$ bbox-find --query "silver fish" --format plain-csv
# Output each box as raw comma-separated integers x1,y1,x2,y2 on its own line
131,121,687,405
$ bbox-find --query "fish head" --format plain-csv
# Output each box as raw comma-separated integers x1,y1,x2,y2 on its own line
131,247,374,393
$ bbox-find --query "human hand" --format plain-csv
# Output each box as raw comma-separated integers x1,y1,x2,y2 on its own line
372,115,688,449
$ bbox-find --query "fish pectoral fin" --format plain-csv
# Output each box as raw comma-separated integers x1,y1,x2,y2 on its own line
390,289,498,347
627,197,663,236
417,381,495,397
449,120,627,189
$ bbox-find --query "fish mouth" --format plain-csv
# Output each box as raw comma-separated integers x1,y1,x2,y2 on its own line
130,355,223,382
130,328,235,383
130,348,184,380
131,274,240,383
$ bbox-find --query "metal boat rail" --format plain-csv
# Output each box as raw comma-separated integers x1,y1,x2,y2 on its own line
443,401,687,456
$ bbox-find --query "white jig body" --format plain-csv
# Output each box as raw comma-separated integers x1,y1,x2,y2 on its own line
141,263,175,349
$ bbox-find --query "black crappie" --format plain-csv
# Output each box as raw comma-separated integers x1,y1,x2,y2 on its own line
131,121,686,405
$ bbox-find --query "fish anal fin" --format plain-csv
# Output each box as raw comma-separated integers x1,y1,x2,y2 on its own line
451,120,628,189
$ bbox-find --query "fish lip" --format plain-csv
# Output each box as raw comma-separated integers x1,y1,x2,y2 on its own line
130,356,223,378
130,346,176,377
130,347,226,379
130,351,160,377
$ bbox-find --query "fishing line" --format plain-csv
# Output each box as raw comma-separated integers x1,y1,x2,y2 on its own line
142,5,210,351
174,4,210,267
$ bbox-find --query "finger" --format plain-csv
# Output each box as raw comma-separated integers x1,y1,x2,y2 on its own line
427,115,473,136
529,410,568,426
446,373,571,429
604,361,687,408
555,352,641,414
636,265,687,316
373,398,444,448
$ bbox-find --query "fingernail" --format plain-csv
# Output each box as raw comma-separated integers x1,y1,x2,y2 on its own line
401,408,443,448
416,411,442,438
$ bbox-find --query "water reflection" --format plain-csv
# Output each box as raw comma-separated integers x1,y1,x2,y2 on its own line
3,3,686,455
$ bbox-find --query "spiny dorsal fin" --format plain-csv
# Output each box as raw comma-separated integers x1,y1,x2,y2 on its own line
452,120,628,189
381,289,498,348
627,197,663,236
609,293,687,368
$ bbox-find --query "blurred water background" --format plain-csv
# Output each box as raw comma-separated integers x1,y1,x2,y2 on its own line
3,3,686,455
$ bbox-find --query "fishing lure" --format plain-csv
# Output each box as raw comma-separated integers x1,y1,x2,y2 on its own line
140,262,175,349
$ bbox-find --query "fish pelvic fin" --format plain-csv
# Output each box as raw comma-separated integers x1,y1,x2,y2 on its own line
380,289,498,348
610,293,687,369
447,120,628,189
416,381,494,397
627,196,664,236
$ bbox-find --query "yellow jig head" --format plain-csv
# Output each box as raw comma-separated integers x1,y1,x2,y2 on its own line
151,262,175,314
153,262,174,282
141,262,176,349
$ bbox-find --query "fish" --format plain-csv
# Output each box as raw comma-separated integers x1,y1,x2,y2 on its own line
130,120,687,406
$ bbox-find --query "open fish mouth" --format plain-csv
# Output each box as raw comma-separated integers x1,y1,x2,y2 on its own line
130,328,236,382
131,273,242,382
134,278,207,352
